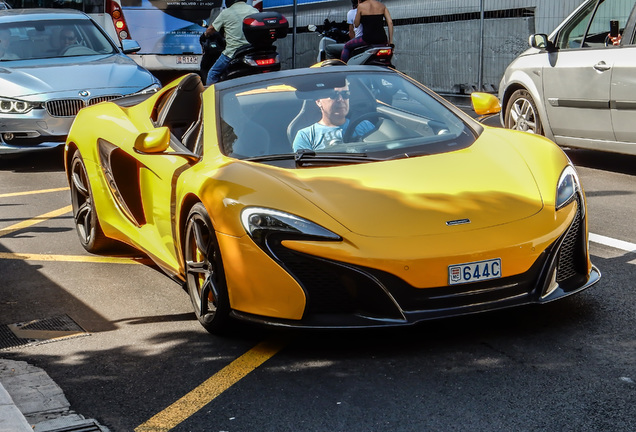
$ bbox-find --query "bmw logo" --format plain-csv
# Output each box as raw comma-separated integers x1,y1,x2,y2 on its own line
79,90,90,97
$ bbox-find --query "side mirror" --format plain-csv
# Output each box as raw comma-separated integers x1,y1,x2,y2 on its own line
307,24,317,32
121,39,141,54
529,34,554,51
134,127,171,154
471,92,501,116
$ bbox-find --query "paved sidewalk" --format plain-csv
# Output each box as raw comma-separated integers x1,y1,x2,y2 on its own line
0,359,109,432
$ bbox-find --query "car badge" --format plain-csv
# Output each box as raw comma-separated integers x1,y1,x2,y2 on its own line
79,90,90,97
446,218,471,226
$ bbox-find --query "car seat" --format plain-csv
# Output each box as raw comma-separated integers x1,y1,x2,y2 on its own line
286,99,321,145
155,73,204,142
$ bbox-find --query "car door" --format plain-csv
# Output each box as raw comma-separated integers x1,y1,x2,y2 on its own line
542,0,634,142
609,4,636,144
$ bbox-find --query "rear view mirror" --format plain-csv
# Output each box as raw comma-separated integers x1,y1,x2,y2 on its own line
134,127,170,154
471,92,501,116
121,39,141,54
529,34,554,51
308,24,317,32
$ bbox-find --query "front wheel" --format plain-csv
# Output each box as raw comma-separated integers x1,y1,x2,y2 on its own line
505,89,543,135
184,203,231,334
70,150,116,253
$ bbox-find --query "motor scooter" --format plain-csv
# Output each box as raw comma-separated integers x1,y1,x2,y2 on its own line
311,19,350,61
308,20,394,68
199,11,288,84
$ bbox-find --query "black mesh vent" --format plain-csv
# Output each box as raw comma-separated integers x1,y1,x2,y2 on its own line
556,195,587,286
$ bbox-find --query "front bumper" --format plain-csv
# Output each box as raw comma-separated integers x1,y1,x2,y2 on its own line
0,109,71,155
230,196,600,329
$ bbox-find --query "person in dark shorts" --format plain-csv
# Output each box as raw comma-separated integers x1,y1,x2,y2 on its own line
340,0,393,63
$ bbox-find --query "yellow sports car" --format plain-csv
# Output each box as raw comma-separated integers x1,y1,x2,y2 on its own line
64,67,600,334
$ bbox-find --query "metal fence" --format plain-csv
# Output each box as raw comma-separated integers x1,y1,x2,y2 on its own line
270,0,585,94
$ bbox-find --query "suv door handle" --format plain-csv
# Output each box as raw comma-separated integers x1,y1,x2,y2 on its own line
594,61,611,71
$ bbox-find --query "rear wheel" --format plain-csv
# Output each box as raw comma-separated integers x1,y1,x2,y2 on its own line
184,203,231,334
70,150,115,253
505,89,543,135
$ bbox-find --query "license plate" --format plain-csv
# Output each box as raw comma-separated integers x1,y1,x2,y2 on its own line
177,56,199,64
448,258,501,285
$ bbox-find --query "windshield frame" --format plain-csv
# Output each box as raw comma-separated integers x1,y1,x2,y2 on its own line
215,68,481,165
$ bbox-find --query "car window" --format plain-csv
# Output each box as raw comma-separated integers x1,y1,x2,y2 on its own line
0,18,117,61
557,0,635,49
217,70,475,163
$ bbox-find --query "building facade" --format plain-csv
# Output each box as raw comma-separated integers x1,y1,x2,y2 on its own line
271,0,585,93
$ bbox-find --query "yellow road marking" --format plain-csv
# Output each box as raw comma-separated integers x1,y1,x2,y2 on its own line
135,338,288,432
0,205,72,238
0,252,150,265
0,186,69,199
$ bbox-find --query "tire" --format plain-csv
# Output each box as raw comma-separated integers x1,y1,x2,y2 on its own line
505,89,544,135
70,150,116,253
184,203,231,334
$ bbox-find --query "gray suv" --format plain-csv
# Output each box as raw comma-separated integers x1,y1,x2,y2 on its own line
499,0,636,155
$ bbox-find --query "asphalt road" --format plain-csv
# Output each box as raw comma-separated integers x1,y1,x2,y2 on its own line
0,138,634,431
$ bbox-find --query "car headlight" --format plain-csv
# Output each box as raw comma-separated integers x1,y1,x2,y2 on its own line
0,97,37,114
241,207,341,249
556,165,581,212
136,82,161,95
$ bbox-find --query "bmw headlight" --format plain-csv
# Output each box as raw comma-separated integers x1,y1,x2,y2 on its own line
556,165,581,212
0,97,37,114
137,82,161,95
241,207,341,249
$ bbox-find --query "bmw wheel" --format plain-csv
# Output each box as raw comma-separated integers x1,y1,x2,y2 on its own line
505,89,543,135
70,150,115,253
184,203,231,334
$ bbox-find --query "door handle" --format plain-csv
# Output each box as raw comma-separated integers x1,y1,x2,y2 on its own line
594,61,611,71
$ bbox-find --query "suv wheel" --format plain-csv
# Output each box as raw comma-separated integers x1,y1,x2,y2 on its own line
505,89,543,135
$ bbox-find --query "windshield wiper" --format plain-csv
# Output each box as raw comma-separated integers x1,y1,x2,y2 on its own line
245,149,380,166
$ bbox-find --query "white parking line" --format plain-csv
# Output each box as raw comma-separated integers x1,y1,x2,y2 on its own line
590,233,636,253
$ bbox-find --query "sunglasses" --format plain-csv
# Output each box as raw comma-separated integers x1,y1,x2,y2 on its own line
63,35,77,41
327,90,350,100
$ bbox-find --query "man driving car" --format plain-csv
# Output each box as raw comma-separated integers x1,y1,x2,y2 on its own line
293,84,374,151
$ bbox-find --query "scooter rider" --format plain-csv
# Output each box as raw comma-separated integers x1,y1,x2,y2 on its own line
341,0,393,63
204,0,258,85
325,0,362,59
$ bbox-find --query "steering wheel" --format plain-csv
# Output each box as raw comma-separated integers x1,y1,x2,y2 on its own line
60,44,95,56
343,111,392,143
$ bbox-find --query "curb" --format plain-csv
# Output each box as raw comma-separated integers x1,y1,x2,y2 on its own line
0,359,109,432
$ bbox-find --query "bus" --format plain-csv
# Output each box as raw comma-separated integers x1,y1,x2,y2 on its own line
5,0,261,71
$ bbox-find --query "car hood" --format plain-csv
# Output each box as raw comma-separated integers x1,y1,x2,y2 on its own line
271,130,545,238
0,55,155,99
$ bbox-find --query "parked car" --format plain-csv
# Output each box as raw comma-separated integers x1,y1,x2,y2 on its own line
499,0,636,156
0,9,160,156
64,67,599,334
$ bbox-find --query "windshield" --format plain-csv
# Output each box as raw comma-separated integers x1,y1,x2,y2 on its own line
0,18,118,61
218,70,476,164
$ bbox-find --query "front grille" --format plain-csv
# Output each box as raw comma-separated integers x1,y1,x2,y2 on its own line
555,194,587,288
45,95,121,117
45,99,84,117
270,240,545,319
89,95,121,105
